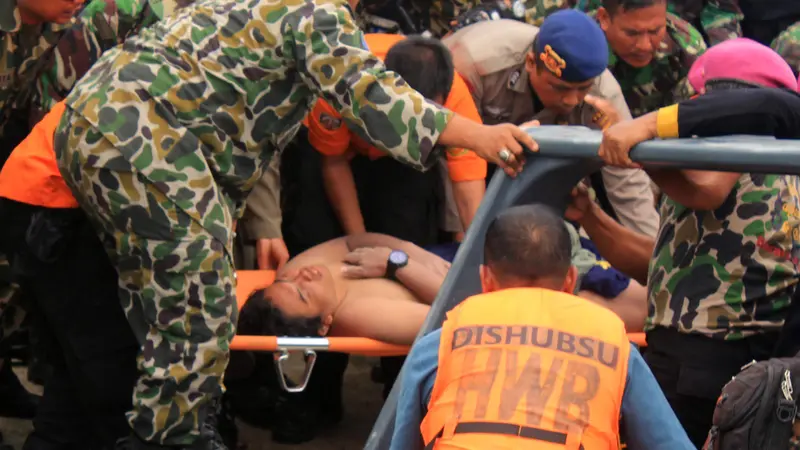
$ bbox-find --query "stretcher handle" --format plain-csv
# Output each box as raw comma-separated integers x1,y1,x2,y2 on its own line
274,349,317,393
231,334,647,353
230,336,411,356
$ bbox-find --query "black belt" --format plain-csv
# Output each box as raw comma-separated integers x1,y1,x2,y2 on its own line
424,421,578,450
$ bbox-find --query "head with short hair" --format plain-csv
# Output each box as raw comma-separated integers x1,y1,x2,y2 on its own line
385,36,455,104
480,204,578,293
597,0,668,68
238,265,339,338
525,10,609,115
688,38,797,94
18,0,85,24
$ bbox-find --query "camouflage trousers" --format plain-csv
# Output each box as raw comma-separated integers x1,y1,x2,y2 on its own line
54,108,238,446
0,252,25,352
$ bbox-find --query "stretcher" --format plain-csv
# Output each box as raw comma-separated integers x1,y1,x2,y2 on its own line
230,269,648,392
364,126,800,449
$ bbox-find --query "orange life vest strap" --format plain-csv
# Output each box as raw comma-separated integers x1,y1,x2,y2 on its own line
424,421,575,450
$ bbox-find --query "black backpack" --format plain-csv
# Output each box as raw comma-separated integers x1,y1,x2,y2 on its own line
704,355,800,449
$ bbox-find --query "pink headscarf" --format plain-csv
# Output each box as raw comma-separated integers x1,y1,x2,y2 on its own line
687,38,797,92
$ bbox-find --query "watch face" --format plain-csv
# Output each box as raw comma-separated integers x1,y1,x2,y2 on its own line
389,250,409,265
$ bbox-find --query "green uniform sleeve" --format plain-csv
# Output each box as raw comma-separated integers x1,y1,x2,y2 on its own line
670,16,707,103
292,0,454,171
33,0,164,119
699,0,743,46
772,21,800,74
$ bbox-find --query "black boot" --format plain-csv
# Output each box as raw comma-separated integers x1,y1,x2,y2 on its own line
0,359,40,419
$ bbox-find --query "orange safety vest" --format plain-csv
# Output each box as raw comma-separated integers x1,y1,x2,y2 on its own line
0,101,78,208
420,288,630,450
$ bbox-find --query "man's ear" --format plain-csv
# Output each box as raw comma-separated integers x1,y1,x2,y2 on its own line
480,265,497,293
597,7,611,31
562,266,579,294
318,315,334,337
525,51,537,74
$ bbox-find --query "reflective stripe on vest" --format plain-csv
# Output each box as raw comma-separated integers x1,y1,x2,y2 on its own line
419,288,630,450
0,101,78,208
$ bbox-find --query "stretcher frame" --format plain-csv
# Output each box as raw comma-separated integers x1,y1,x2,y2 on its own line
230,269,649,393
365,127,800,449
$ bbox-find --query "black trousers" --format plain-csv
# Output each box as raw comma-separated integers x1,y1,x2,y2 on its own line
643,327,779,448
281,128,443,406
2,202,139,450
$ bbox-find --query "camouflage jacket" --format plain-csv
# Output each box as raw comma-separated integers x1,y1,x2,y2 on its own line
647,174,800,340
31,0,192,124
668,0,742,45
64,0,453,247
0,0,75,135
409,0,481,37
772,20,800,76
610,13,706,117
520,0,742,44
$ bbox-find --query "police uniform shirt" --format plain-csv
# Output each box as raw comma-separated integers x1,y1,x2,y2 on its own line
443,19,660,237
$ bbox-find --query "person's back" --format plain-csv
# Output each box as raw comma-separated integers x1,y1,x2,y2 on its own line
391,204,694,450
421,287,629,448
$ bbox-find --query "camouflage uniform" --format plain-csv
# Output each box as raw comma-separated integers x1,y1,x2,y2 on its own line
410,0,481,37
54,0,452,445
667,0,743,45
0,1,189,348
610,13,706,117
514,2,707,117
520,0,742,45
647,174,800,340
0,2,76,349
772,20,800,75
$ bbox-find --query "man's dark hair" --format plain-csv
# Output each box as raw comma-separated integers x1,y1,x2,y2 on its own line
603,0,666,15
238,289,323,337
483,204,572,284
385,36,454,102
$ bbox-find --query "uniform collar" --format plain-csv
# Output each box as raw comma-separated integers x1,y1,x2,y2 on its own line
0,0,21,33
507,64,529,94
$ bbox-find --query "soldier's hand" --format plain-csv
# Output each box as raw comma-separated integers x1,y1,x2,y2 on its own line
256,238,290,270
597,113,659,169
565,183,595,223
472,123,538,177
583,94,622,129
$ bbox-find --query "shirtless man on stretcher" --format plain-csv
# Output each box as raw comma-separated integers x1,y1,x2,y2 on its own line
237,232,647,345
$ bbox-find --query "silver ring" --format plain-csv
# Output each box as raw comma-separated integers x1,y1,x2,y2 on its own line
498,149,512,163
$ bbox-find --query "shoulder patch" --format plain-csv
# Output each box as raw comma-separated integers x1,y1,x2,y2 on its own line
319,113,342,131
508,69,522,87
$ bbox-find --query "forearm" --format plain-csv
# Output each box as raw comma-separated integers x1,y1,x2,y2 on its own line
579,204,653,285
321,155,366,235
451,179,484,232
657,89,800,139
345,233,434,264
646,168,739,211
395,261,445,305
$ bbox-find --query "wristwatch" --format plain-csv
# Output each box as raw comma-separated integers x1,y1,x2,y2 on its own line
385,250,409,280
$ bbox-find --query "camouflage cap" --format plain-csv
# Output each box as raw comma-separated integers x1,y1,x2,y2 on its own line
689,38,796,91
534,9,608,82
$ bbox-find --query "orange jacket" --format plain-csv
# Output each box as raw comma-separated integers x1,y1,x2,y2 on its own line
420,288,630,450
0,102,78,208
304,33,487,183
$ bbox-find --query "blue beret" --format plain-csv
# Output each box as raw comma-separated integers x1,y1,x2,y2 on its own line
535,9,609,82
